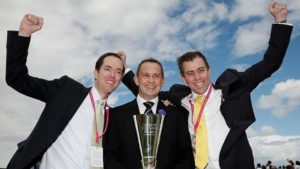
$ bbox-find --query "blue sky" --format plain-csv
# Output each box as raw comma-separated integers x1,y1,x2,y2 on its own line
0,0,299,167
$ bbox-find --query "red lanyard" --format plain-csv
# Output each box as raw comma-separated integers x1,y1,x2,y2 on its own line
89,91,110,144
189,84,212,133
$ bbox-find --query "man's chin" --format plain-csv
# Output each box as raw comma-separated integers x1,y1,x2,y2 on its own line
193,88,205,95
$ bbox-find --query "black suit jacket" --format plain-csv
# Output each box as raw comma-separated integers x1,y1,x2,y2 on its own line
5,31,109,169
122,24,293,169
104,98,194,169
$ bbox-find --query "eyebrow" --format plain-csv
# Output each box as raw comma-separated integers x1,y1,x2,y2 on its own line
185,66,206,73
140,72,162,75
103,65,118,69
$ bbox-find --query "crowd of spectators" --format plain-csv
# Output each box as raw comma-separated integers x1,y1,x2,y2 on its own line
256,160,300,169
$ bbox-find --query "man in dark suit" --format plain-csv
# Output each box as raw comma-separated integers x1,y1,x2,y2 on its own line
6,14,125,169
104,58,194,169
121,2,293,169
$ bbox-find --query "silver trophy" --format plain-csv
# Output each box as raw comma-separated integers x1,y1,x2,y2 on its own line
133,110,166,169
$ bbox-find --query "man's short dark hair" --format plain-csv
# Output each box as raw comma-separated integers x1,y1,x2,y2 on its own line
177,51,210,76
136,58,164,78
95,52,125,74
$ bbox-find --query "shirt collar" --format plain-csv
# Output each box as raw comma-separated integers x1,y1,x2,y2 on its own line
91,86,107,103
136,95,159,114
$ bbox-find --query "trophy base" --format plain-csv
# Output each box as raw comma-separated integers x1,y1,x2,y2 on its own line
141,157,157,169
140,167,158,169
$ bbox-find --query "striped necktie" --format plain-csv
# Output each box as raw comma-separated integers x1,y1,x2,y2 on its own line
143,101,154,115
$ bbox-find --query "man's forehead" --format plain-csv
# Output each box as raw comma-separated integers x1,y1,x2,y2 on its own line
183,58,206,68
102,56,123,67
103,55,121,62
140,62,162,70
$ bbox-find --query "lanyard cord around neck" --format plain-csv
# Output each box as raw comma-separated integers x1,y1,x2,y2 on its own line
188,84,213,132
89,91,110,144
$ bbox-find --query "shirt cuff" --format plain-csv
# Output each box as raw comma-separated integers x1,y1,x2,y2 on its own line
273,23,293,26
124,67,131,75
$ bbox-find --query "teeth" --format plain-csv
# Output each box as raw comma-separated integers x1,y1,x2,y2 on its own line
195,82,203,86
106,80,114,85
146,85,155,89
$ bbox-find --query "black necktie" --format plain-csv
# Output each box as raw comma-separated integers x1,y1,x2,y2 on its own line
143,101,154,115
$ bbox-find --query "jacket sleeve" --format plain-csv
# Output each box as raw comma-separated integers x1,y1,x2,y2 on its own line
122,70,139,96
216,24,293,92
6,31,65,102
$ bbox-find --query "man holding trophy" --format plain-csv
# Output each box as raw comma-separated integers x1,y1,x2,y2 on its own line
104,58,194,169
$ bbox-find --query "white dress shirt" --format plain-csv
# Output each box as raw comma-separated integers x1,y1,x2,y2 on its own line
181,85,229,169
40,87,103,169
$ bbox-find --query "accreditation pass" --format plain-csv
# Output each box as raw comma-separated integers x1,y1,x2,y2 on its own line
91,146,103,167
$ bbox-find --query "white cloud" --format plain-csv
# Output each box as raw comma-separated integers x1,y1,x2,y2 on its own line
247,125,276,138
0,87,43,137
108,91,131,106
247,126,300,166
230,0,300,58
286,0,300,30
232,18,270,57
256,79,300,117
186,25,221,50
0,0,230,75
249,134,300,166
181,1,228,25
0,87,44,167
228,0,269,22
176,1,227,51
164,69,177,78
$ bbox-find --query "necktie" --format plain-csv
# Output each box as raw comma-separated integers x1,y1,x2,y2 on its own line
91,99,105,169
92,99,105,147
143,101,154,115
194,95,208,169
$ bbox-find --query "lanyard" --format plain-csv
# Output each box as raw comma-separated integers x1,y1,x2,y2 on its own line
189,84,212,133
89,91,110,144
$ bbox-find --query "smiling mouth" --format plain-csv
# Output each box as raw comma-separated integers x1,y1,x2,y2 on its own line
145,84,156,89
194,81,205,87
106,80,115,85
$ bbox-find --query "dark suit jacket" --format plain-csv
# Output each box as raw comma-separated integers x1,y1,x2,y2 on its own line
122,24,293,169
5,31,109,169
104,98,194,169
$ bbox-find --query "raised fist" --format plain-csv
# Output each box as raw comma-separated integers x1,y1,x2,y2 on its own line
269,1,288,23
117,50,128,69
19,14,44,37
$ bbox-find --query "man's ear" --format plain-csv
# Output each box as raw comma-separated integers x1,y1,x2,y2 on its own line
94,69,98,80
134,75,139,86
